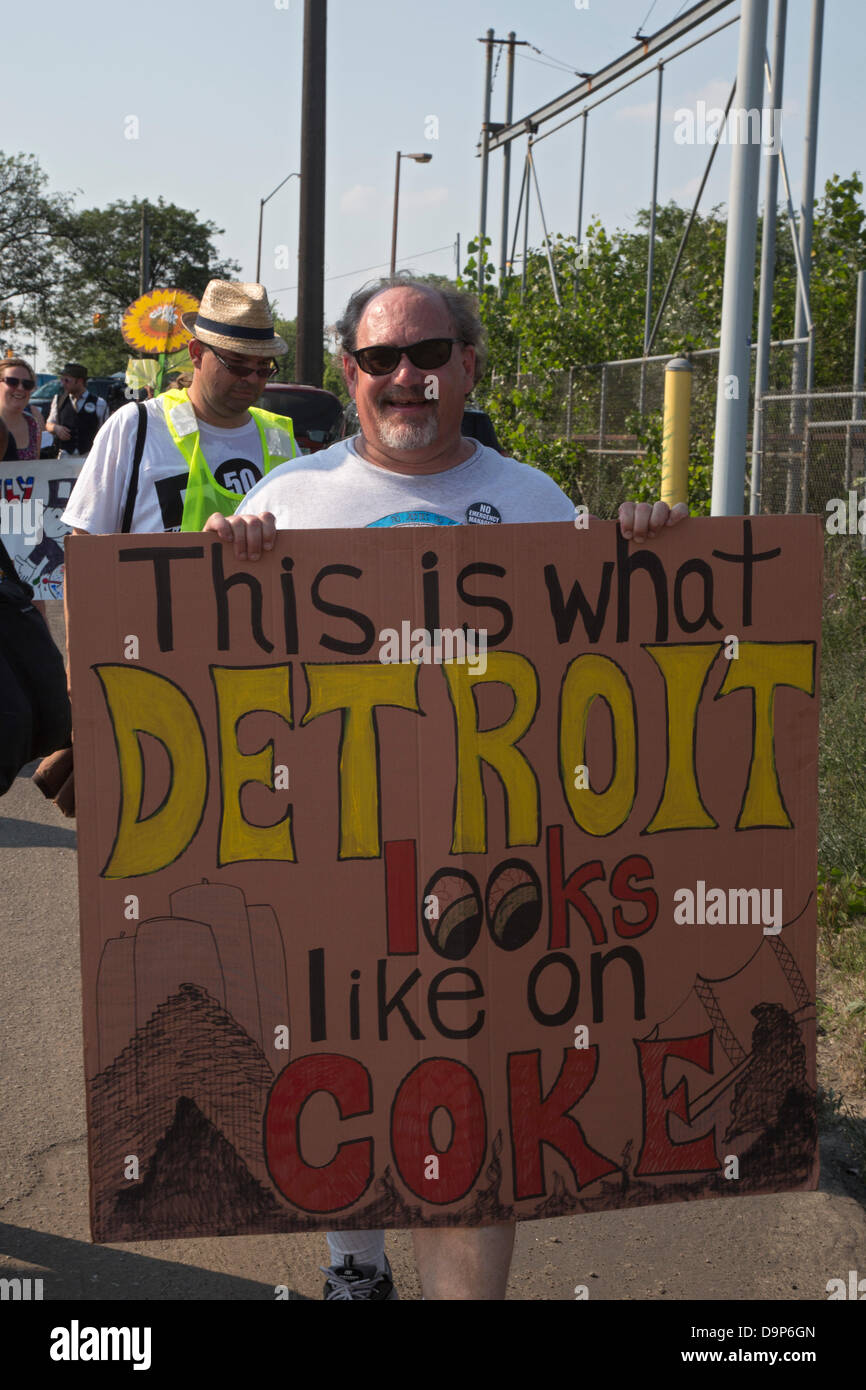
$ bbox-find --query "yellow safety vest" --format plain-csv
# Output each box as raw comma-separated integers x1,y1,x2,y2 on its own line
158,388,296,532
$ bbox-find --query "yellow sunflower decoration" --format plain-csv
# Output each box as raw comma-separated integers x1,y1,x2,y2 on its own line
121,288,200,354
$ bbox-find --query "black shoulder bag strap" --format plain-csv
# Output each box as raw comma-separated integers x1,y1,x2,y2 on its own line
120,402,147,534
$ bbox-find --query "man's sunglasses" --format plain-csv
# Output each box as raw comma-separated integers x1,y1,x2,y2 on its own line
2,375,35,390
350,337,464,377
207,345,279,380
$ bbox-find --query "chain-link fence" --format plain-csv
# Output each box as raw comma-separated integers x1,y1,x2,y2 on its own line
756,390,866,528
489,340,806,518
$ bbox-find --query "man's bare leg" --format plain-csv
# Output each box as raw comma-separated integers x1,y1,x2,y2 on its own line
411,1223,516,1300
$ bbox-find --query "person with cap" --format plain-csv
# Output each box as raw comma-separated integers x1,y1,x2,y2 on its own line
61,281,296,536
46,365,108,457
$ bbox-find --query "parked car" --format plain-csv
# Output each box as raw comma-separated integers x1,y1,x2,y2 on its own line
27,371,128,456
257,383,344,454
30,372,127,414
90,374,128,412
461,406,503,453
29,378,61,414
342,399,503,452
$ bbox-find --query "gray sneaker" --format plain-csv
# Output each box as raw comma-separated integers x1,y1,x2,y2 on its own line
321,1254,399,1300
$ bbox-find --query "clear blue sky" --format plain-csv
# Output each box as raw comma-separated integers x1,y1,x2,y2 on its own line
4,0,863,356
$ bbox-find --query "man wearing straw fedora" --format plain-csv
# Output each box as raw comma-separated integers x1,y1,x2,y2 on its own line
38,283,297,816
62,281,297,537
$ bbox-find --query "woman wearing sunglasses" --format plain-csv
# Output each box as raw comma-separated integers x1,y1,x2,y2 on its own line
1,358,45,462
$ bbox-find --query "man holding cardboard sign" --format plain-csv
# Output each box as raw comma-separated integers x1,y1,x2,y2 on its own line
215,278,684,558
205,277,687,1300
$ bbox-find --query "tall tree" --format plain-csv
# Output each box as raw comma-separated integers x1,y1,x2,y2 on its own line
468,174,866,511
272,314,298,382
0,151,72,353
772,173,866,387
273,313,349,402
47,196,240,374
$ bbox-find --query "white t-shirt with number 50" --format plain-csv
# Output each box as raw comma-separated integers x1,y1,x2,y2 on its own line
61,396,284,535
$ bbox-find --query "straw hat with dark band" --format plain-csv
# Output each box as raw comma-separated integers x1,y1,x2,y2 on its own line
181,280,287,356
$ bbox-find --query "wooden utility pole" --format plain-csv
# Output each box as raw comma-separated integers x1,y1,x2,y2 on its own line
296,0,327,386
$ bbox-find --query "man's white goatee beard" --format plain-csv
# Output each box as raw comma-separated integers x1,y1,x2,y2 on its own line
376,408,439,450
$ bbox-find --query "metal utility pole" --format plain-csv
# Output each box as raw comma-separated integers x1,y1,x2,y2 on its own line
785,0,823,508
711,0,770,516
520,151,530,301
854,270,866,422
390,153,403,279
750,0,788,516
256,198,266,284
257,172,300,283
641,63,664,415
507,158,528,290
574,111,588,302
855,270,866,550
390,152,433,277
296,0,327,387
647,78,737,355
528,145,561,307
643,65,664,358
139,207,150,297
477,28,495,293
791,0,823,399
498,32,517,293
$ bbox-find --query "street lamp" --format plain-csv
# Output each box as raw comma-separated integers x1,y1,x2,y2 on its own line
390,152,433,277
256,172,300,283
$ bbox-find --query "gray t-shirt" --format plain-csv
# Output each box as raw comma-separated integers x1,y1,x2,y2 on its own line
236,436,577,529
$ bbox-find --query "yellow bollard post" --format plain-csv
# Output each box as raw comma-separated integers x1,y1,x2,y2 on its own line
661,356,692,508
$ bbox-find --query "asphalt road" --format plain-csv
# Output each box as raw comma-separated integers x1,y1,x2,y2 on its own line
1,604,864,1303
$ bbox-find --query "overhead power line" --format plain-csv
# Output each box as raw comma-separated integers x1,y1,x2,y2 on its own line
272,242,456,294
527,47,581,75
516,42,589,79
637,0,661,37
519,54,576,74
484,0,736,153
492,42,503,90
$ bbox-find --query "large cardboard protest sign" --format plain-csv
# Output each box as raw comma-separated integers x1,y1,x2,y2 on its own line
67,517,821,1242
1,458,84,598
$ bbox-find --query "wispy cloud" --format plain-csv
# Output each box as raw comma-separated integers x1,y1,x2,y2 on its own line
672,176,705,203
618,100,658,121
340,184,378,214
691,77,735,108
403,186,450,210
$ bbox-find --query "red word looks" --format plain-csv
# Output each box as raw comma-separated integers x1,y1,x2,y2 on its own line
384,830,658,956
